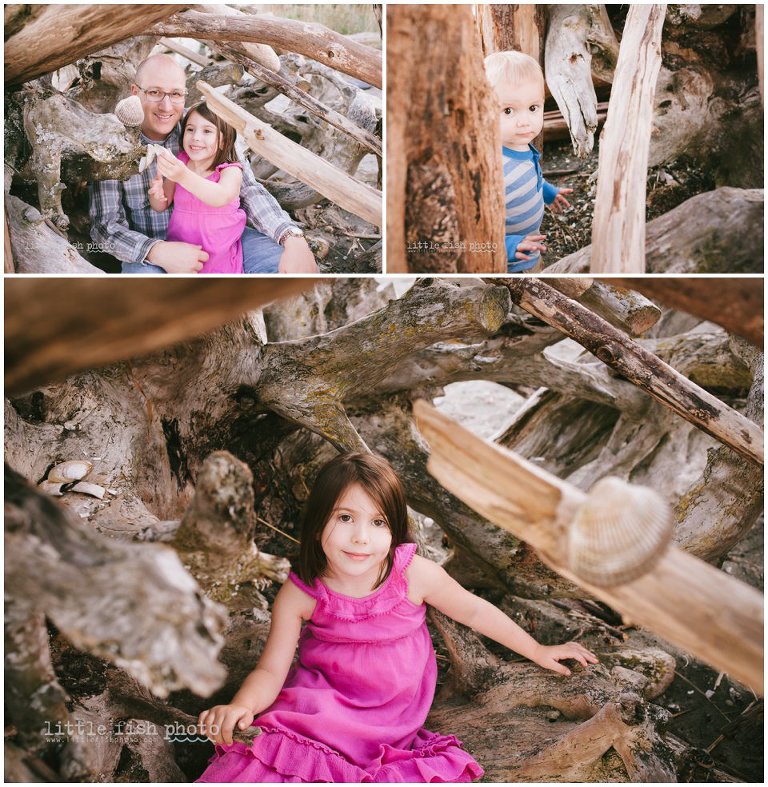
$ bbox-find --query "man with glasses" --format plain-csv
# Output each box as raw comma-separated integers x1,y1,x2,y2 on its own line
89,54,317,274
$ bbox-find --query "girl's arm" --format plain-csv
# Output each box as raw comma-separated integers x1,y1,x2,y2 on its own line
408,555,597,675
156,151,242,208
198,580,314,744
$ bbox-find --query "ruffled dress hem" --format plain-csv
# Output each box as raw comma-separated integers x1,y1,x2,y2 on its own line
195,725,484,783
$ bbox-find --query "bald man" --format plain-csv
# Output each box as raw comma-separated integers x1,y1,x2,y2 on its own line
89,54,317,274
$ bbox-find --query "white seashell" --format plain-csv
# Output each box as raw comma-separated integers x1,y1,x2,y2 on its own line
115,95,145,127
48,460,93,483
71,482,106,499
567,477,674,587
38,481,64,496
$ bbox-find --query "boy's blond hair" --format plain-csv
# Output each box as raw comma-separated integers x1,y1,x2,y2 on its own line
484,50,544,92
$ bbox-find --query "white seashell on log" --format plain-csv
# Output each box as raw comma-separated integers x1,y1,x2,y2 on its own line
115,95,144,127
38,481,64,496
71,482,107,499
48,460,93,482
567,476,674,587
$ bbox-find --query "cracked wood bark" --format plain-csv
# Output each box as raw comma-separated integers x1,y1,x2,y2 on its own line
5,278,316,396
610,277,763,348
500,278,763,464
544,5,619,157
212,43,381,157
386,4,505,273
4,4,180,86
413,401,764,693
590,5,666,273
148,10,382,89
548,187,764,275
197,80,381,227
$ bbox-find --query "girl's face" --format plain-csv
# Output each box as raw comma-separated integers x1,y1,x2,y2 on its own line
320,483,393,585
183,110,220,165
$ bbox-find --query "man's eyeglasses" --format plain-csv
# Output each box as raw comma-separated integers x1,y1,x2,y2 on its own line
136,86,187,105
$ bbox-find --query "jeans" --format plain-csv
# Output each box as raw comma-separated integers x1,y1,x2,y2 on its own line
120,227,282,274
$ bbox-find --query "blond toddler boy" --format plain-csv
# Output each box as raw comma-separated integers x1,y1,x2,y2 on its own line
484,51,573,273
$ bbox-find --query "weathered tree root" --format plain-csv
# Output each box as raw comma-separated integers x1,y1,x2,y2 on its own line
428,613,676,782
5,465,228,699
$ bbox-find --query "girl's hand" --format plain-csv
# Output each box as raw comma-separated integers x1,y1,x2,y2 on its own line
148,171,167,205
515,233,547,261
155,148,187,183
549,188,573,213
198,704,255,745
533,641,598,676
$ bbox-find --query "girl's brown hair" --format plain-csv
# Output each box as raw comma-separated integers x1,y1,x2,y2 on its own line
181,101,237,168
297,453,412,589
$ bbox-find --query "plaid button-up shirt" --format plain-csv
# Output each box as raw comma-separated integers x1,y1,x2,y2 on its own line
88,126,297,265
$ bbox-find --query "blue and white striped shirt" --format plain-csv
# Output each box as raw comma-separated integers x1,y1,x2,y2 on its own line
503,144,558,273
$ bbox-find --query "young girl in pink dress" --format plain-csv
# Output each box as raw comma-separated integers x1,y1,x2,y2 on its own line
148,101,245,274
196,453,597,783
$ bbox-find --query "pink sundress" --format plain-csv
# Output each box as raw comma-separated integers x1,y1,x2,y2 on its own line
166,151,245,274
196,543,484,782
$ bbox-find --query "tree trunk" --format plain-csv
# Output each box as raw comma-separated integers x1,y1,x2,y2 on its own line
386,5,505,273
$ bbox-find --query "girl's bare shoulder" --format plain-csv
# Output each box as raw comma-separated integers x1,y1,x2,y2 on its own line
276,576,317,621
404,553,445,605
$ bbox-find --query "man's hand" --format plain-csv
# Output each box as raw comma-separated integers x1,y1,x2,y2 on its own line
278,236,318,273
549,188,573,214
147,241,208,273
532,641,598,676
198,704,255,746
515,233,547,261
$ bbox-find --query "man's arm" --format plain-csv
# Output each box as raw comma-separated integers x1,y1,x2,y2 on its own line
88,179,159,265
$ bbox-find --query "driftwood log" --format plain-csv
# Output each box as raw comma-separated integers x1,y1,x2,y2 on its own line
548,187,764,275
4,4,179,86
197,81,381,227
4,276,762,782
590,5,666,274
147,9,382,89
544,4,618,157
413,401,763,693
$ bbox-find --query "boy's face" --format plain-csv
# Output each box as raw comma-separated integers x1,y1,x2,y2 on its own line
496,78,545,151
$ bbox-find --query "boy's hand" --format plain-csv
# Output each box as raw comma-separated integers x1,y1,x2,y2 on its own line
198,704,255,745
515,233,547,261
155,149,187,183
148,172,166,204
533,641,598,676
549,188,573,213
